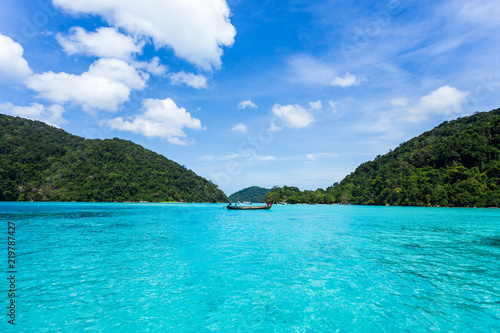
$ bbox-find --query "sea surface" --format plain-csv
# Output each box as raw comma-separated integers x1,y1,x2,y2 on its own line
1,202,499,332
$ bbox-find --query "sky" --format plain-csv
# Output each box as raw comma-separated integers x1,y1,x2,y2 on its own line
1,0,500,195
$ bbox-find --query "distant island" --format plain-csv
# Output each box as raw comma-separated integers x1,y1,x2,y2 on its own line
3,108,500,207
228,186,270,203
266,108,500,207
0,114,227,202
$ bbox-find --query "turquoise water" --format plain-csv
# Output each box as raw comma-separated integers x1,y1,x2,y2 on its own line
2,203,500,332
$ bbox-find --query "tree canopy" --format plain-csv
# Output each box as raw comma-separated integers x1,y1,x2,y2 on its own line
0,114,227,202
267,108,500,207
228,186,270,203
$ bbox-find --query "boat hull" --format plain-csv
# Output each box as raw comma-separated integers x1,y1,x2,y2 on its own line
226,204,272,210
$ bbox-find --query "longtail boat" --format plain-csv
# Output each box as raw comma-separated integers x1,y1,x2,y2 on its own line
226,202,272,210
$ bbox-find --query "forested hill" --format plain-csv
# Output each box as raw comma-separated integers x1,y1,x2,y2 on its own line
228,186,270,203
267,108,500,207
0,114,227,202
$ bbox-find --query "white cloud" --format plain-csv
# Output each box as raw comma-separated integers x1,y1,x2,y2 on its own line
390,97,408,107
223,153,250,160
169,71,207,89
0,33,32,83
52,0,236,71
222,153,274,161
306,153,338,162
271,102,317,130
231,123,248,133
328,100,338,112
56,27,143,60
200,155,215,161
269,122,280,132
105,98,203,145
330,72,364,87
26,58,148,112
453,0,500,28
0,103,66,126
288,55,366,88
309,100,322,110
238,100,257,109
133,57,167,76
57,27,167,75
288,54,336,85
404,85,469,123
252,155,275,161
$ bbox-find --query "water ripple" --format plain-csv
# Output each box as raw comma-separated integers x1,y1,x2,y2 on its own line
1,203,499,332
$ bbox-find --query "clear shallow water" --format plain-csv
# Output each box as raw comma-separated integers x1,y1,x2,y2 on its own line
2,203,499,332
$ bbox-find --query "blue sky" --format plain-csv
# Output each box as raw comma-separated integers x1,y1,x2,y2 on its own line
1,0,499,195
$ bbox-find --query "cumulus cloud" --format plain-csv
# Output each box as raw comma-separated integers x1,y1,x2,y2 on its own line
169,71,207,89
26,58,148,112
238,100,257,109
404,85,469,123
330,72,364,87
52,0,236,71
231,123,247,133
271,102,317,130
133,57,167,76
0,102,66,126
105,98,203,145
56,27,143,60
309,100,322,110
0,34,32,83
57,27,167,75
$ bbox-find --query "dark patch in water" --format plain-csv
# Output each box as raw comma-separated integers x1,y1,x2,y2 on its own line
476,236,500,248
5,211,116,221
110,223,133,228
427,227,464,235
64,223,88,229
402,243,422,249
56,211,115,219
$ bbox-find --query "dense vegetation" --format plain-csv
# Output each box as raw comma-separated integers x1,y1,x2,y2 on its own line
0,114,227,202
228,186,270,203
267,109,500,207
266,186,333,204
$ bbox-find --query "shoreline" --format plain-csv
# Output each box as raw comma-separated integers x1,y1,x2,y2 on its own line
0,201,497,208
